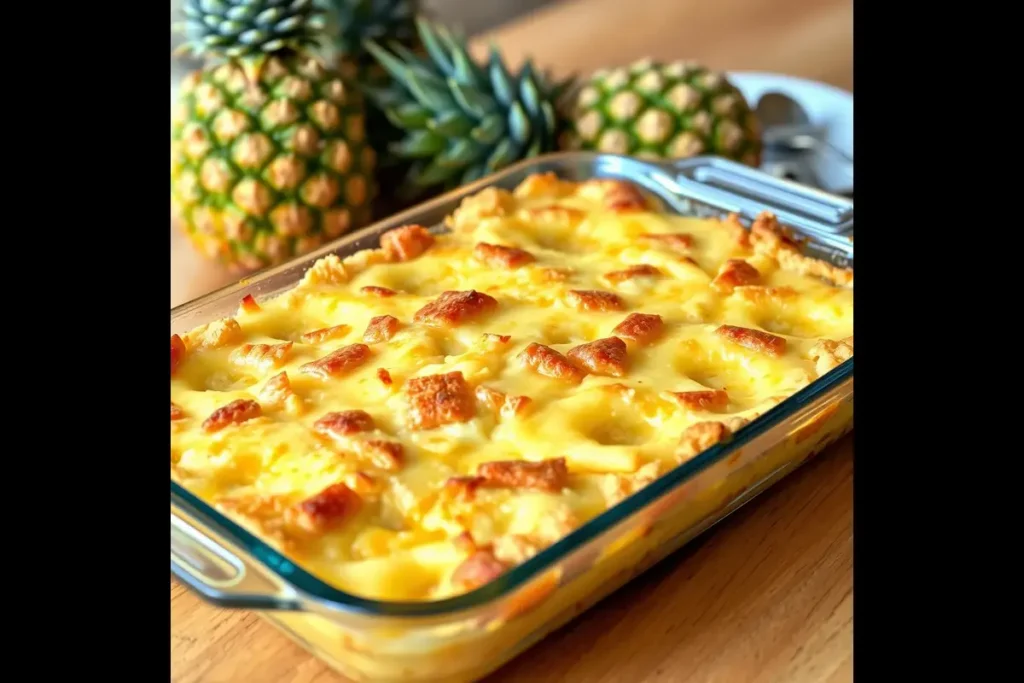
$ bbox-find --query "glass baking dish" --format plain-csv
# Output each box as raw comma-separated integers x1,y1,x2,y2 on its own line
170,151,854,682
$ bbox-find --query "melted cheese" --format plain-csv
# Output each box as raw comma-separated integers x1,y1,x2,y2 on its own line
170,175,853,602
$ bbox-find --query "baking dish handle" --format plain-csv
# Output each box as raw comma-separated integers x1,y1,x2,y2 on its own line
667,156,853,237
171,509,302,611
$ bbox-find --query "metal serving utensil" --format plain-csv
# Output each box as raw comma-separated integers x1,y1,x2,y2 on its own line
755,91,853,197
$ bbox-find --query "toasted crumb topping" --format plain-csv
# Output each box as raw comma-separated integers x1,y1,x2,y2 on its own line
170,173,853,603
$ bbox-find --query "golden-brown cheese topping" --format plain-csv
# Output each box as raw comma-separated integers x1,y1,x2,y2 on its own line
170,175,853,603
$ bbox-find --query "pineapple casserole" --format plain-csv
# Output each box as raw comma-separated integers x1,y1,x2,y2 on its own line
170,174,853,602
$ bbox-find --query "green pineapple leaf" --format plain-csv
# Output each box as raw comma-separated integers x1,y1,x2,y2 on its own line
391,129,445,157
406,73,456,110
450,79,494,119
385,102,432,128
178,0,326,61
416,16,455,77
520,72,542,117
365,16,573,199
487,45,516,107
434,22,467,56
414,157,459,187
427,110,475,137
451,45,486,91
437,139,480,167
485,139,518,171
363,39,417,90
387,42,431,76
507,103,531,146
471,114,505,145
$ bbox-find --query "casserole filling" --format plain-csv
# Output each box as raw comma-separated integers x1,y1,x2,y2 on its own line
170,173,853,602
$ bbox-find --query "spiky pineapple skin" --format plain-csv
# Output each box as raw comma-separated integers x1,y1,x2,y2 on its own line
334,48,425,218
171,56,377,272
563,59,762,166
352,57,421,218
317,0,423,216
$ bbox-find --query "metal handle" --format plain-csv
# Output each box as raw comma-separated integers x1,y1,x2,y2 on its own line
668,156,853,237
171,508,301,611
763,124,855,165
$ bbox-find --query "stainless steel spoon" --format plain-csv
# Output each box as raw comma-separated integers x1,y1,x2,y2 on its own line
756,92,853,164
755,91,853,195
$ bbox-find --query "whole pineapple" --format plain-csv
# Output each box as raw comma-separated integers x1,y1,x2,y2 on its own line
316,0,423,217
171,0,377,273
365,17,574,202
562,59,762,167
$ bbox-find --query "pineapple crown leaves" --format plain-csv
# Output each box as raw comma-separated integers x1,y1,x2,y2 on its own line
363,17,575,192
316,0,419,57
175,0,327,61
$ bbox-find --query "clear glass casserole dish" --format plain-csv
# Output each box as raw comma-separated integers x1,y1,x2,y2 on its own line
170,151,854,682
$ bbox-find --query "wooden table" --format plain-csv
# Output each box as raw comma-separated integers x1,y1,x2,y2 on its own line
171,0,853,680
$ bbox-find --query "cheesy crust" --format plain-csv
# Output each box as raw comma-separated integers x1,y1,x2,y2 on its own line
170,175,854,602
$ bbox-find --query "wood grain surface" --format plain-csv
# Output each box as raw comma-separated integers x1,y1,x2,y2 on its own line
170,0,854,681
172,437,852,683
